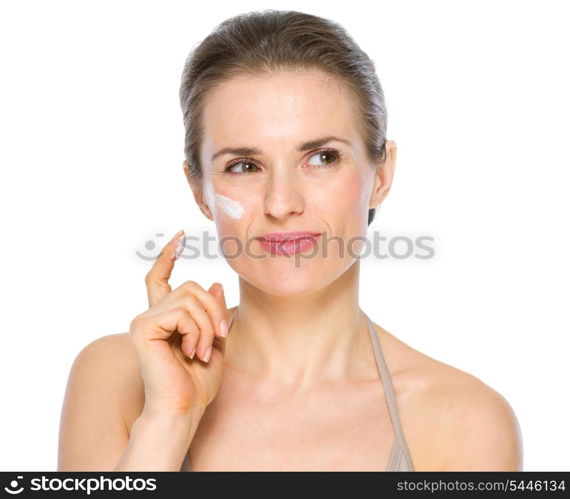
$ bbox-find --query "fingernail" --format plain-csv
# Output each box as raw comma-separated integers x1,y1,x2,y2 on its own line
219,318,228,337
189,345,196,359
203,346,212,363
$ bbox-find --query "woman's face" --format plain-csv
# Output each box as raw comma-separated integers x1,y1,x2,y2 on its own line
191,70,394,296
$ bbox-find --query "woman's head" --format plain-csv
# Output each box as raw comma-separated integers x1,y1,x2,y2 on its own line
179,10,396,296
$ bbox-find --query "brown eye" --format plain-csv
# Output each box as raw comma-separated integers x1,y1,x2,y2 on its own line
306,149,340,167
225,161,261,175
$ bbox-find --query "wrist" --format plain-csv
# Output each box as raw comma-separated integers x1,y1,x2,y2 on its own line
116,407,204,471
131,406,205,463
139,403,206,431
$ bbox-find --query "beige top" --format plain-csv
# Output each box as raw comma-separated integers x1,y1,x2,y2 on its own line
181,310,415,471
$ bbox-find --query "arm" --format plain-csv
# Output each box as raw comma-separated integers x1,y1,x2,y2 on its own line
57,333,203,471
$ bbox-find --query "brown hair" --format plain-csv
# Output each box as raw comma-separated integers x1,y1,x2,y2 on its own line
179,9,388,225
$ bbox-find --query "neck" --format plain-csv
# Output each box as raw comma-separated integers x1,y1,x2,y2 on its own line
225,260,374,392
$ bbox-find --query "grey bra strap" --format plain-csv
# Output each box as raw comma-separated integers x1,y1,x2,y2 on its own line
364,311,415,471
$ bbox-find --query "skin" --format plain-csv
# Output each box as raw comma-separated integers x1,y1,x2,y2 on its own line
58,70,523,471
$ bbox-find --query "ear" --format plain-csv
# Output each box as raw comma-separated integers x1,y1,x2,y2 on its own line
369,140,397,210
183,160,214,221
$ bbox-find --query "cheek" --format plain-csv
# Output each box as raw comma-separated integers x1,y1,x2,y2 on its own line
212,191,250,250
214,193,245,220
321,173,370,255
320,173,368,221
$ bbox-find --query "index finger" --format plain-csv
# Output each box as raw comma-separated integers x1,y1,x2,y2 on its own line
144,229,186,308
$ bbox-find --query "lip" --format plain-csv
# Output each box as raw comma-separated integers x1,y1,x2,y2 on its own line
256,231,322,241
256,231,322,256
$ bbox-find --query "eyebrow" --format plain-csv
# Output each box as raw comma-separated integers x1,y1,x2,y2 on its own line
211,135,352,162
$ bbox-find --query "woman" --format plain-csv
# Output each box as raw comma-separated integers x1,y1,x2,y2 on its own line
58,10,523,471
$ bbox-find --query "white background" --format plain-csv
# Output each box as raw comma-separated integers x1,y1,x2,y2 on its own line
0,0,568,471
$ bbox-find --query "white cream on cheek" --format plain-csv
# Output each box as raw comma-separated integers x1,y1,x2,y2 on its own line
204,179,245,220
214,193,245,219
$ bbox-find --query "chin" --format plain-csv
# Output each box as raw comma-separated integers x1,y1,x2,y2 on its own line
230,256,354,297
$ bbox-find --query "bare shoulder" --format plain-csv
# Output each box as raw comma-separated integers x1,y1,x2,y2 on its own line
72,332,142,382
373,324,524,471
79,332,145,427
75,332,135,365
65,333,144,428
421,364,523,471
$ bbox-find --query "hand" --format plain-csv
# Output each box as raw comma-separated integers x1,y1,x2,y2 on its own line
128,230,231,417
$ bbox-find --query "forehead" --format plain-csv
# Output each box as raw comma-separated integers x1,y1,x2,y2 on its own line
201,70,361,155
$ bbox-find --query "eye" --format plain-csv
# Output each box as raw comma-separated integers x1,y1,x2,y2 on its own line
223,148,341,175
224,160,261,175
306,148,341,168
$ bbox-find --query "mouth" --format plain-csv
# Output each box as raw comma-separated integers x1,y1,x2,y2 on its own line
256,231,322,242
256,231,322,256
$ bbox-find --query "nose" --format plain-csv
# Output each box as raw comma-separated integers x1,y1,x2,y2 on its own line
263,168,305,220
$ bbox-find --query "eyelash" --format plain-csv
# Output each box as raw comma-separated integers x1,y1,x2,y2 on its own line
223,148,343,176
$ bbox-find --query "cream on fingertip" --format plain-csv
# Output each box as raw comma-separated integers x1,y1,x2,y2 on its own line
173,230,186,260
